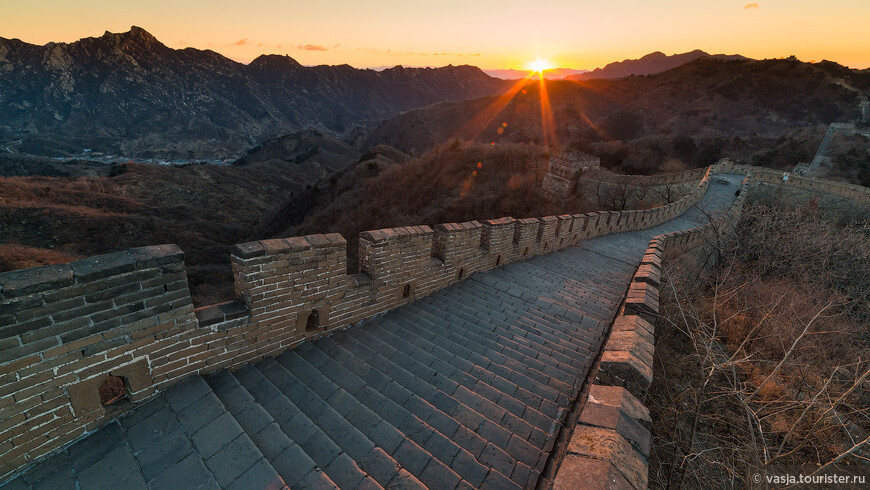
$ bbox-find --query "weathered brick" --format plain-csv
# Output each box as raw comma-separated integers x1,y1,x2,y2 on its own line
13,372,76,403
0,337,58,365
231,241,266,259
21,317,89,344
0,296,42,317
42,335,101,360
51,300,113,324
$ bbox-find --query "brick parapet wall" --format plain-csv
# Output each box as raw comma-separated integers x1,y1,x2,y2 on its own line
712,161,870,202
0,166,716,481
584,167,710,187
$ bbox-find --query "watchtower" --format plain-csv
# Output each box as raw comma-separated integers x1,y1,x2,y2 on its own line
541,151,601,200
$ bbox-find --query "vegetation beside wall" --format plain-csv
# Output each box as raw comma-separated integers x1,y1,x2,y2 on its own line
647,198,870,488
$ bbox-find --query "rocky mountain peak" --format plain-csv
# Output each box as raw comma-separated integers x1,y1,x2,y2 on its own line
95,26,163,50
249,54,303,69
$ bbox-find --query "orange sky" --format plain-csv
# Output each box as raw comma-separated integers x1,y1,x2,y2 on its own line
2,0,869,70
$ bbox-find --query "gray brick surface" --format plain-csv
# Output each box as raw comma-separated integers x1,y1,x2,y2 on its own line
205,434,264,487
136,429,194,482
148,453,212,490
76,444,139,490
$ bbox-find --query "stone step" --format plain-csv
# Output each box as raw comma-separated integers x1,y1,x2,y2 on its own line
256,356,424,489
205,370,337,489
389,306,564,422
279,345,480,489
418,288,593,366
319,333,529,488
441,280,602,354
233,364,379,489
405,302,576,405
403,298,585,382
372,315,558,447
452,278,603,349
347,323,550,481
378,311,558,433
394,304,582,398
367,318,554,450
154,376,290,489
156,376,286,490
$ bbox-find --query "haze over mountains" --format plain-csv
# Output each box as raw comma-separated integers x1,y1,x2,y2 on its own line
0,27,509,159
483,68,588,80
484,50,747,80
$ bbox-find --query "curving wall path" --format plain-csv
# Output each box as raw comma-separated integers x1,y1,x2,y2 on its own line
0,169,748,489
10,160,868,489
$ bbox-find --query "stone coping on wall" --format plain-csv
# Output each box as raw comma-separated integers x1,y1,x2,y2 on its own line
0,167,717,481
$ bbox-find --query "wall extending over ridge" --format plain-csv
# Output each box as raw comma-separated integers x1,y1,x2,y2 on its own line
714,160,870,201
554,175,751,489
0,167,715,482
590,167,710,187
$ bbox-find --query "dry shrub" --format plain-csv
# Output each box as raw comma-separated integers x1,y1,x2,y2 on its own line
648,198,870,489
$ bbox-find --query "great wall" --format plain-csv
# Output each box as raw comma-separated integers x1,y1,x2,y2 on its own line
0,160,868,489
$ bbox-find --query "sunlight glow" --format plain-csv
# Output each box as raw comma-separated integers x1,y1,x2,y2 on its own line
529,59,551,73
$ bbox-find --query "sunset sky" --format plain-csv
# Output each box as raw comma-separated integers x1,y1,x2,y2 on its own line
2,0,869,70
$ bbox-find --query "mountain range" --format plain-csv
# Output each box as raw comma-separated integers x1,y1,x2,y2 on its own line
363,57,869,155
0,27,510,159
566,49,747,80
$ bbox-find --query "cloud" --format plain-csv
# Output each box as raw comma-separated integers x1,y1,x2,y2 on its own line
233,38,249,46
744,3,759,9
298,44,328,51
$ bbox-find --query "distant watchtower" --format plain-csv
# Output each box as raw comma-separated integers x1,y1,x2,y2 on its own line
541,151,601,200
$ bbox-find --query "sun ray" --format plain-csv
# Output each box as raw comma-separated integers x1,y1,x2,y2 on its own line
450,72,535,144
449,57,559,151
564,78,618,140
538,75,558,150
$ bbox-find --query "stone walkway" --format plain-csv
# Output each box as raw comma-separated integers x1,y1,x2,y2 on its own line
1,175,743,490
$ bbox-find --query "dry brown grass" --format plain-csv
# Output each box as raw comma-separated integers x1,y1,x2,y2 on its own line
0,243,81,271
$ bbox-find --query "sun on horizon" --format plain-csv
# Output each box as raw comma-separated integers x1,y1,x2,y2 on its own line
528,58,552,73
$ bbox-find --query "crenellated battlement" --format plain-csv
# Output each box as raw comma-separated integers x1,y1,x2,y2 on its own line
1,163,866,481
